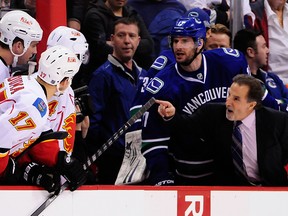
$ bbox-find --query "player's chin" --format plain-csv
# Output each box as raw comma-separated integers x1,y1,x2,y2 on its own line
175,56,185,63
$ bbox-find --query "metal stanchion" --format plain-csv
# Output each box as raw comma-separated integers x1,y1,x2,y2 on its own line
230,0,244,47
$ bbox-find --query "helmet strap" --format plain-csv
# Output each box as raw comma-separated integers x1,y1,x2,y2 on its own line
55,83,64,96
181,42,204,66
12,56,18,67
10,43,27,67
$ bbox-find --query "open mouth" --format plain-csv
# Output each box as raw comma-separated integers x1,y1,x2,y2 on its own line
226,107,233,113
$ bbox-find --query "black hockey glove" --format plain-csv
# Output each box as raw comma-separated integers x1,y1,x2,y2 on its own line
0,158,21,184
56,151,87,191
22,162,61,193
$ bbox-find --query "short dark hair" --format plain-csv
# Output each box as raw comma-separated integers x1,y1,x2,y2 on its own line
113,17,140,34
0,37,24,50
233,29,262,54
232,74,264,109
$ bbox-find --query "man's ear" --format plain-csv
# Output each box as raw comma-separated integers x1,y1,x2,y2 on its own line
249,101,257,110
12,41,24,54
60,77,69,85
246,47,255,58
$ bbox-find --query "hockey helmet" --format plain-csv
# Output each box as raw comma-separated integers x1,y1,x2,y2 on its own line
47,26,89,64
170,17,206,42
0,10,43,55
184,7,211,28
38,45,81,86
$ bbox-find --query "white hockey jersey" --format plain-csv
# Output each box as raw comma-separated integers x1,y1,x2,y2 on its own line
48,86,76,153
0,57,10,83
0,75,49,156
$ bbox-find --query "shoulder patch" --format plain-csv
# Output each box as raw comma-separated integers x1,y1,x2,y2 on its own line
33,97,47,117
266,78,277,88
150,56,168,70
146,77,164,94
222,48,240,57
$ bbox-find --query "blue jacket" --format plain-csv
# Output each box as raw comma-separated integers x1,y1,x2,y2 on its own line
87,55,146,155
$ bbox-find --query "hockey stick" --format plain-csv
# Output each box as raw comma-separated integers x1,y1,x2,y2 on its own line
15,131,68,162
30,97,156,216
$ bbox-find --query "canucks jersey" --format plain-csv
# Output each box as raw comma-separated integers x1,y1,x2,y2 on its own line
141,48,249,185
256,69,288,112
129,49,175,131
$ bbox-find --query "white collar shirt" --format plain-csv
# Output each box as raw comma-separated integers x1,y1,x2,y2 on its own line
239,110,261,182
265,0,288,84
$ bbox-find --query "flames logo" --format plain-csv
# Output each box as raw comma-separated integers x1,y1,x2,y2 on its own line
10,138,37,158
48,100,58,116
62,113,76,153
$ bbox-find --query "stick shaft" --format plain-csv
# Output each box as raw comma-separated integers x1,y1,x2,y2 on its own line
30,97,156,216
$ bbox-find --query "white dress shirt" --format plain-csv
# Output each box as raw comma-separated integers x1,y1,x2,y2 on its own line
239,110,261,182
265,0,288,84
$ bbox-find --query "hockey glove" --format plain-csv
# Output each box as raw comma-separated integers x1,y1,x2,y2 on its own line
22,162,61,193
56,151,87,191
1,158,21,184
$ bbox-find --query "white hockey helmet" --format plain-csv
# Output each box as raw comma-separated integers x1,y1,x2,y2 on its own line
0,10,43,55
38,45,81,86
47,26,89,64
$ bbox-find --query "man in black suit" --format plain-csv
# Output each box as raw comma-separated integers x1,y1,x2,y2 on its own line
156,74,288,186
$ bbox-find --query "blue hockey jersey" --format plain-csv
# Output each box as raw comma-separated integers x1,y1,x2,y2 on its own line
256,68,288,112
141,48,249,185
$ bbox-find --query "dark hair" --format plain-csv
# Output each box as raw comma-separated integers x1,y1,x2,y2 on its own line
232,74,264,109
0,37,24,49
233,29,262,54
113,17,140,34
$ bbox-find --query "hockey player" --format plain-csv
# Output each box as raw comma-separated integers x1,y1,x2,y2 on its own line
0,10,43,82
140,17,249,185
46,26,89,156
0,45,87,192
16,26,92,188
129,7,212,122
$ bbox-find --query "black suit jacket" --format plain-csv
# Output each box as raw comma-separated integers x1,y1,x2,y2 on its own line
171,103,288,186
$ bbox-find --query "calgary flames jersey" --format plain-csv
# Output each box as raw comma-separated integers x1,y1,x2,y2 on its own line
48,86,76,154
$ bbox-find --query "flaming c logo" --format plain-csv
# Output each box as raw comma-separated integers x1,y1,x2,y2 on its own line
48,100,58,116
62,113,76,153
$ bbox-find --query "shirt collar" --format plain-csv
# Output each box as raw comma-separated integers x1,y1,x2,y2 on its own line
264,0,288,19
241,110,255,129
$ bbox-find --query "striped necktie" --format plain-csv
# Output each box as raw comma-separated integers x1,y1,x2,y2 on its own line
231,121,247,178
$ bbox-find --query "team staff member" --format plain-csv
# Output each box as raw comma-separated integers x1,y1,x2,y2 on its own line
86,17,147,184
157,74,288,186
